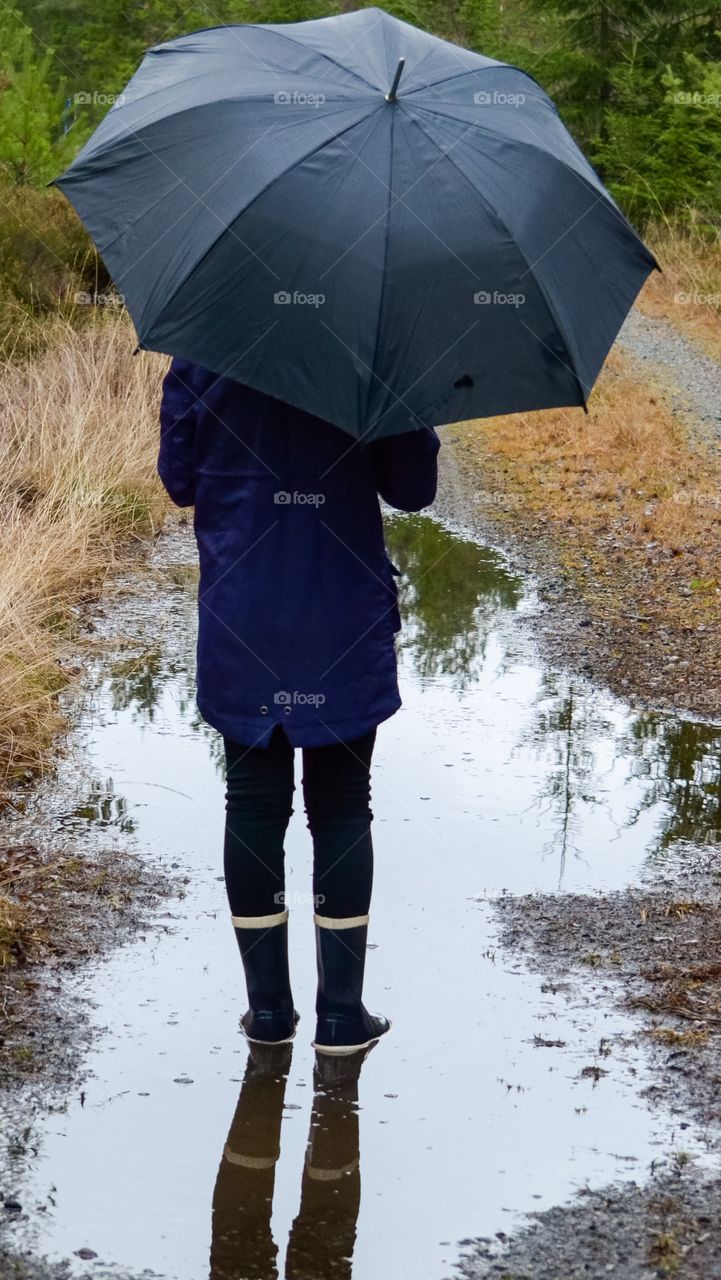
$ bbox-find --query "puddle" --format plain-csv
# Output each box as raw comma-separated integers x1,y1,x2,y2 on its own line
4,512,721,1279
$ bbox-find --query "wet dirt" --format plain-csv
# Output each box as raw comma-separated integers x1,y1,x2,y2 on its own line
456,1162,721,1279
2,508,721,1279
434,429,721,723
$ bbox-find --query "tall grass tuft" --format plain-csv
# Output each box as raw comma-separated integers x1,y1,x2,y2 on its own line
0,311,168,788
641,210,721,358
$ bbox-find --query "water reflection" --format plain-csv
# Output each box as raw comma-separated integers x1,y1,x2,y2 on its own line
110,652,164,718
623,714,721,854
61,776,136,833
103,514,721,868
210,1046,371,1280
384,513,523,687
10,513,721,1279
527,677,615,879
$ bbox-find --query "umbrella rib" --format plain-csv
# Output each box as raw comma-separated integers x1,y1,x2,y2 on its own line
142,103,383,344
410,99,659,304
390,34,472,89
365,107,396,426
412,99,657,269
258,26,383,95
403,107,591,409
406,99,598,182
403,61,548,98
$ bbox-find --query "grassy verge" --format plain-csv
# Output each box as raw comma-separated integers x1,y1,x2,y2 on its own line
0,310,168,789
450,347,721,713
640,216,721,359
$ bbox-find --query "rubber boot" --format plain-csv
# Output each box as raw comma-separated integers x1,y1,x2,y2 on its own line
232,908,299,1045
312,913,390,1055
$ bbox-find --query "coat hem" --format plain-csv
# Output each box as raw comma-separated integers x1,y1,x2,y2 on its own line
197,694,402,749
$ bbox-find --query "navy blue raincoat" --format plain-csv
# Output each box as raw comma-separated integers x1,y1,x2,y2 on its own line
158,359,440,748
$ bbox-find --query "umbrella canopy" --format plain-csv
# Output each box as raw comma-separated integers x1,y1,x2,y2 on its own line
52,7,659,440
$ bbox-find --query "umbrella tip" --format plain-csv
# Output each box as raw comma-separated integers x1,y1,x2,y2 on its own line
385,57,405,103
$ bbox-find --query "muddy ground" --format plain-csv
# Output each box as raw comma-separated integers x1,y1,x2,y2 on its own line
435,426,721,725
456,1164,721,1279
0,534,191,1280
455,853,721,1279
432,349,721,1276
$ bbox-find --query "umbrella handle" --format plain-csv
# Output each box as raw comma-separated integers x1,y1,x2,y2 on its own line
385,58,405,103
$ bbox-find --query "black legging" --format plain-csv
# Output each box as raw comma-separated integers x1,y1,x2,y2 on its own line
223,725,376,920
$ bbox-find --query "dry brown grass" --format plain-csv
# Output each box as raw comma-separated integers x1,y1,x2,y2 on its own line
639,214,721,359
455,348,721,631
0,310,168,787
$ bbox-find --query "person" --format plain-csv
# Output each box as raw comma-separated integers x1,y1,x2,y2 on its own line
158,358,440,1053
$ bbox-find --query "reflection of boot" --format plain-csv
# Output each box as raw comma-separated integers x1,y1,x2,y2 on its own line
209,1043,292,1280
232,910,299,1044
312,914,390,1055
286,1047,373,1280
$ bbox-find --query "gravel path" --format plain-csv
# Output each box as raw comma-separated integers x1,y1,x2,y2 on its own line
617,310,721,448
447,311,721,1280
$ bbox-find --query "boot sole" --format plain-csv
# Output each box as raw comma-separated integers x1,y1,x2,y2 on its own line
312,1020,393,1056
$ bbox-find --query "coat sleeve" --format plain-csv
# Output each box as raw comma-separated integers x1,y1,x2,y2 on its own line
370,425,441,512
157,358,201,507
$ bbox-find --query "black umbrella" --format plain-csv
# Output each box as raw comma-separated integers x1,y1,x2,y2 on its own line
53,7,659,439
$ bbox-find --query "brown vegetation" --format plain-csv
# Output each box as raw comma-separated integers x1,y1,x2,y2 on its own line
640,216,721,360
0,311,168,788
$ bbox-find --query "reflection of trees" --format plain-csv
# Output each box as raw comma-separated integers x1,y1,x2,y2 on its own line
66,776,136,834
109,649,200,725
107,565,200,722
383,513,522,688
524,678,721,875
622,714,721,856
525,676,614,883
110,651,164,717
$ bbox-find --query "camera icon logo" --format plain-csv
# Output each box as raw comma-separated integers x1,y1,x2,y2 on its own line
474,90,491,105
274,91,291,104
274,290,292,304
274,490,291,505
274,691,292,705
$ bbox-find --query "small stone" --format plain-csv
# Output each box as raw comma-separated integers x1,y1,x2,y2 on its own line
74,1248,98,1260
